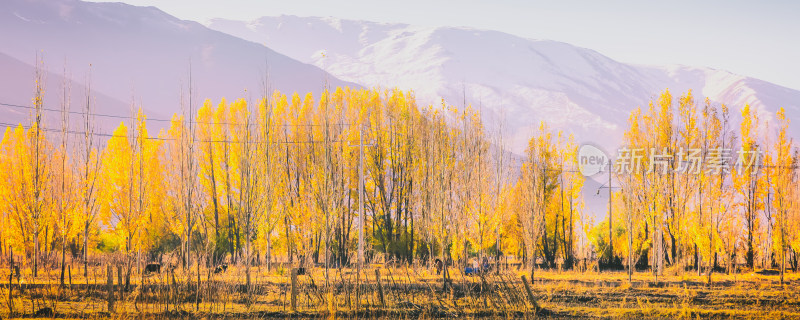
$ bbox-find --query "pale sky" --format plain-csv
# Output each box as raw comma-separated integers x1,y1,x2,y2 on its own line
87,0,800,90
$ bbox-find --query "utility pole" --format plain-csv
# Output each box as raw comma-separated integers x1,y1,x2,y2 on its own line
608,161,613,263
349,124,373,308
597,161,620,268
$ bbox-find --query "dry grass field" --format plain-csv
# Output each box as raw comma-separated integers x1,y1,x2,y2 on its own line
1,263,798,319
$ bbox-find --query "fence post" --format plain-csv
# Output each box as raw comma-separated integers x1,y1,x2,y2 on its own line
106,265,114,313
520,275,540,312
7,247,12,316
375,268,385,308
290,268,298,312
8,273,13,316
117,265,123,302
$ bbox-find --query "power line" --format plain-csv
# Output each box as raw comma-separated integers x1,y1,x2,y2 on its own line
0,101,354,128
0,122,356,145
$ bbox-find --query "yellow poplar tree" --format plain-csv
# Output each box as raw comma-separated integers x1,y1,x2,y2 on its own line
733,104,763,269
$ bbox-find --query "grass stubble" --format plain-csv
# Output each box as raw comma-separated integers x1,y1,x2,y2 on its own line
0,263,798,319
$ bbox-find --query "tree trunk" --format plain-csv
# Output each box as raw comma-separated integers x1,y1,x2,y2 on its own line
266,233,272,272
33,230,39,278
246,218,251,293
83,223,89,278
60,235,66,286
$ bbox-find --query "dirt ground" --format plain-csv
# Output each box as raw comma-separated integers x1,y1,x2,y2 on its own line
1,264,798,319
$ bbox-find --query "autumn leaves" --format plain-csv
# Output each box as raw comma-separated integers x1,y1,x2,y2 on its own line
0,85,796,284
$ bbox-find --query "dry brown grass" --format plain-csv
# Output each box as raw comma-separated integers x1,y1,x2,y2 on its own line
1,264,799,319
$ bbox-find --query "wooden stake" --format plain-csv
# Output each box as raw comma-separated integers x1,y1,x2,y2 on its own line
375,268,385,308
290,268,298,312
106,265,114,313
68,265,73,290
8,246,13,316
8,273,13,316
520,275,540,312
117,265,123,302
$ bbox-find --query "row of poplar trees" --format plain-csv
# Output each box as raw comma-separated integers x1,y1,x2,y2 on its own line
0,61,589,287
600,89,799,284
1,63,796,286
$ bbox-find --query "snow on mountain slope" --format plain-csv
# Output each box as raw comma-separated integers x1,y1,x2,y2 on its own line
208,16,800,153
0,1,356,132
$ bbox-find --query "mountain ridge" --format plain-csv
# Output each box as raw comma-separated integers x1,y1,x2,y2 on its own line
207,15,800,153
0,1,358,132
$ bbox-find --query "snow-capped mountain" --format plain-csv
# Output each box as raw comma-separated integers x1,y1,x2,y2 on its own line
0,0,355,131
207,15,800,153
